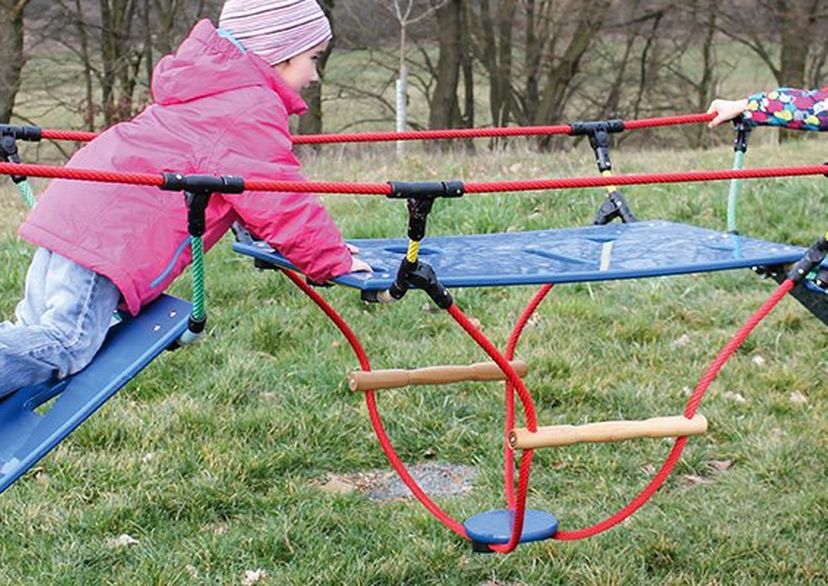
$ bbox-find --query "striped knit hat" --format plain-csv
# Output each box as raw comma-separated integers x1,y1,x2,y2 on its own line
219,0,332,66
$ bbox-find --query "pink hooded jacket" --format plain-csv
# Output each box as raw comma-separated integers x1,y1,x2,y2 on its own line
19,20,352,316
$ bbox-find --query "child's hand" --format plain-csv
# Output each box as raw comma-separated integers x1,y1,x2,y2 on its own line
707,98,749,128
350,257,372,273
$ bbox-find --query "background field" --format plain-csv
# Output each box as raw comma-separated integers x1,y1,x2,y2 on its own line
1,44,827,586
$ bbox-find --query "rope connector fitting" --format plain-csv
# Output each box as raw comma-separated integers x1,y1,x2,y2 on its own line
570,119,625,173
160,172,245,194
0,133,26,183
787,234,828,283
387,180,464,200
732,119,751,153
372,257,452,309
0,124,42,143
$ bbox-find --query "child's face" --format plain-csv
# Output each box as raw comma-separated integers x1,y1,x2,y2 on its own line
274,41,329,92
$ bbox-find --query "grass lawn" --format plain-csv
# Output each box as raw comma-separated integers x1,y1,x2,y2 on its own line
1,132,826,584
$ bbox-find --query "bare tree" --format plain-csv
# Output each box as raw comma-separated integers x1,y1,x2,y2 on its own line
0,0,32,123
718,0,828,88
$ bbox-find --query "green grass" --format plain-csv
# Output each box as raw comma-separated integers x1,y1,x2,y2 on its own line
1,138,827,584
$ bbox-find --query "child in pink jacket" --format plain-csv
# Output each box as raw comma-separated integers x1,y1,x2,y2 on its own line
0,0,368,397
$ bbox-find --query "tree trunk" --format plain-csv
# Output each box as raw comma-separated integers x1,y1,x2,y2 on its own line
475,0,516,129
0,0,30,124
534,0,610,147
429,0,462,131
777,0,814,87
298,0,334,148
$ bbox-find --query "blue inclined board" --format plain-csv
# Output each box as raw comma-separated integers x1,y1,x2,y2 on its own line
0,294,191,495
233,221,805,291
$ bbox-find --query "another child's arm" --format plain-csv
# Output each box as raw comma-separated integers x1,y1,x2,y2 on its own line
708,88,828,131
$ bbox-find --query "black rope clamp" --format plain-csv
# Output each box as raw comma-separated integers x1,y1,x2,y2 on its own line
732,119,751,153
814,266,828,290
184,190,211,238
363,257,452,308
161,172,245,237
593,191,637,225
387,180,464,200
787,234,828,283
0,124,42,142
0,132,27,184
570,119,625,173
161,172,245,194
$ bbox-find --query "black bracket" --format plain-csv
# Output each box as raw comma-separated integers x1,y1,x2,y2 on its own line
569,119,625,173
787,234,828,283
0,124,42,142
184,190,211,238
160,172,245,238
160,172,245,195
593,191,637,225
387,180,464,200
362,257,453,308
732,119,751,153
361,180,459,308
386,180,463,242
570,119,637,224
0,132,27,184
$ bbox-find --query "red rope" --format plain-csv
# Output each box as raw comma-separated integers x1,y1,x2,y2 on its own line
503,285,554,509
281,270,469,539
294,125,572,144
34,112,716,145
553,278,795,540
40,129,100,142
0,162,163,187
623,113,714,130
447,303,539,553
462,165,828,194
3,161,826,195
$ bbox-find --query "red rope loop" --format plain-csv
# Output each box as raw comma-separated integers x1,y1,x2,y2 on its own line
552,279,795,540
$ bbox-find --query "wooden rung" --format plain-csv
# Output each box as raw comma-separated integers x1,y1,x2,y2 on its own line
509,415,707,449
349,360,528,392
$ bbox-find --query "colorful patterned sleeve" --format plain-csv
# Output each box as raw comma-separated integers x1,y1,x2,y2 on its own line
743,87,828,130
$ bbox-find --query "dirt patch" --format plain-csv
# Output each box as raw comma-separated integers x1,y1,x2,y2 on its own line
312,462,477,501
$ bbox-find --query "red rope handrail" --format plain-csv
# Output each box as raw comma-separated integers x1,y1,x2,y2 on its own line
2,160,825,195
34,112,715,145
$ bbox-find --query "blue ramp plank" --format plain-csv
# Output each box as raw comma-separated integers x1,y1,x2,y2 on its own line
233,221,805,290
0,294,191,495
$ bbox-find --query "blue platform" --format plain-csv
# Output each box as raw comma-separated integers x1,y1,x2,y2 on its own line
464,509,559,546
0,294,191,495
233,221,805,289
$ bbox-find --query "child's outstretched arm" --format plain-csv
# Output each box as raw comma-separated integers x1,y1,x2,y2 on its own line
213,105,366,282
708,88,828,131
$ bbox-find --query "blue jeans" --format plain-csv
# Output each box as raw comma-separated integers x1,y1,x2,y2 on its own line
0,248,121,398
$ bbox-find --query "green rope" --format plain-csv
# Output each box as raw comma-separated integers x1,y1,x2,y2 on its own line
726,150,745,233
190,235,206,322
15,179,36,209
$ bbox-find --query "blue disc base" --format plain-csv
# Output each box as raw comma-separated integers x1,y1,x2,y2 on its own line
464,509,558,546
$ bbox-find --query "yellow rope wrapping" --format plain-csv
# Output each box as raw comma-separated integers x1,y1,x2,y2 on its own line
406,240,420,263
601,170,617,193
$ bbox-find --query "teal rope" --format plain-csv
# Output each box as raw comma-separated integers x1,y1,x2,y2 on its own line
190,235,206,321
15,179,36,209
726,150,745,233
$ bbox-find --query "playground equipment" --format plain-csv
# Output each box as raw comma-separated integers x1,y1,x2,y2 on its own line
1,114,826,553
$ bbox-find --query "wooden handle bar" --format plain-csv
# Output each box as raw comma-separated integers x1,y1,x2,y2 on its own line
509,415,707,449
349,360,528,391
